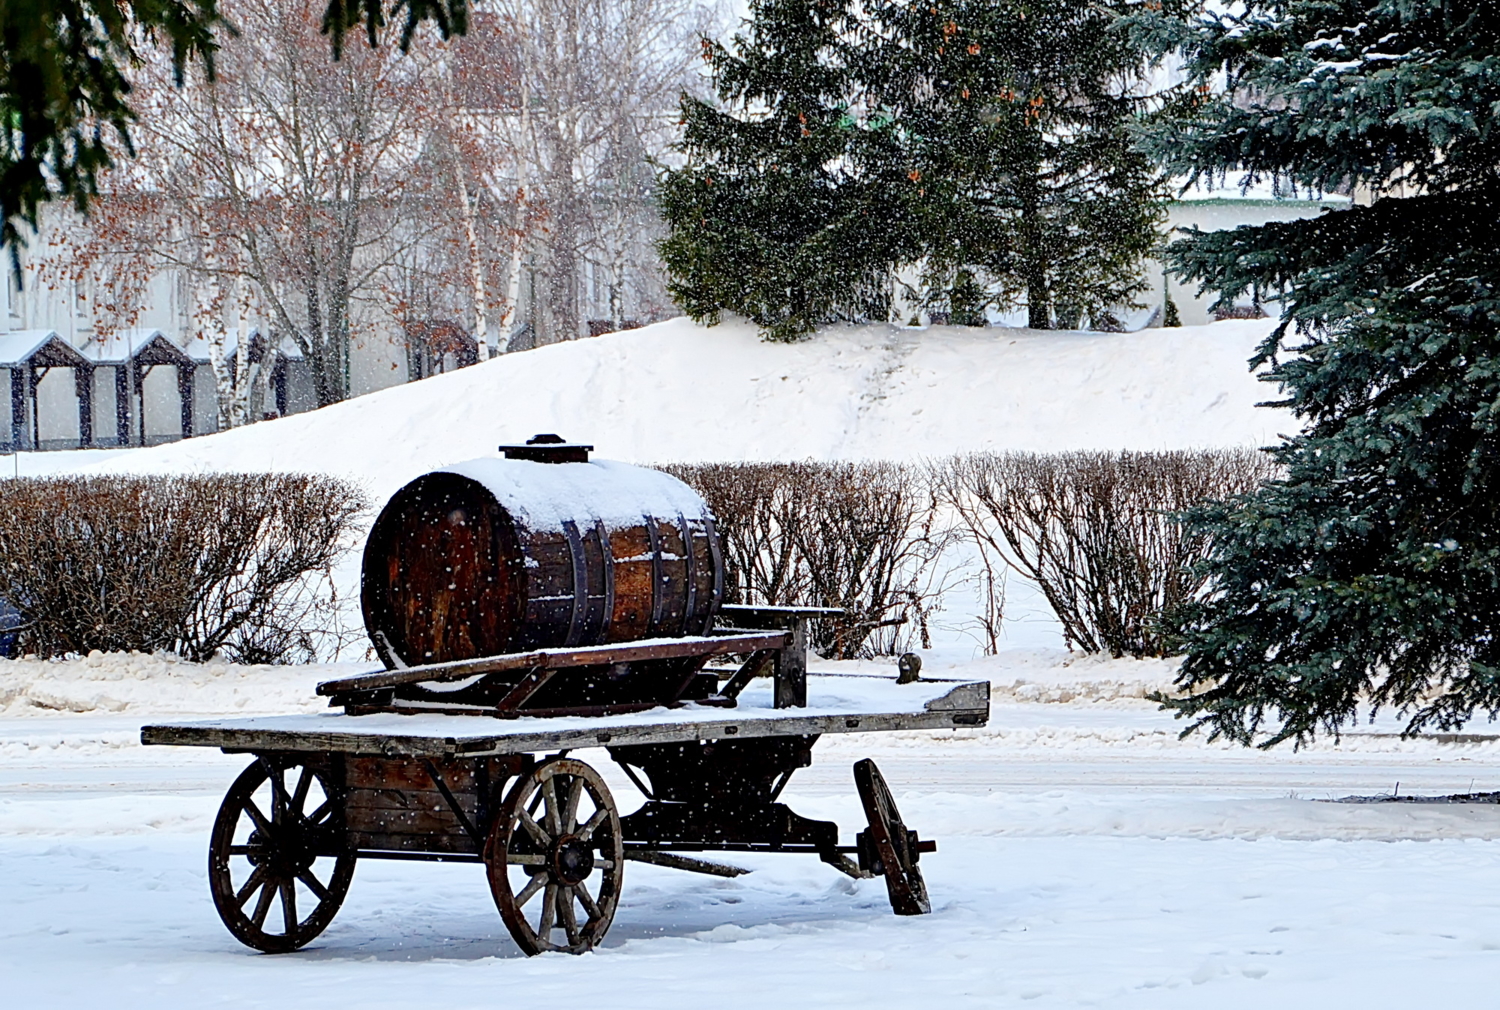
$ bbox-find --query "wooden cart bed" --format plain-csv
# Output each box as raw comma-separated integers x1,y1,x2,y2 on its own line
141,674,989,756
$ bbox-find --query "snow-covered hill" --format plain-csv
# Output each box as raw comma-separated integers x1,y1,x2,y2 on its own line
36,315,1291,500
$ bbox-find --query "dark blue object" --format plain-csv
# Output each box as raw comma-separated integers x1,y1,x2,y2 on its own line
0,598,22,658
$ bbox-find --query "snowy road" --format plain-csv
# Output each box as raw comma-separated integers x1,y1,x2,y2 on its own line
5,654,1500,1006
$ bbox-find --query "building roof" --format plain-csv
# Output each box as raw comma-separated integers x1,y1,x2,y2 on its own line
183,331,239,364
81,328,194,367
0,330,90,368
184,330,304,365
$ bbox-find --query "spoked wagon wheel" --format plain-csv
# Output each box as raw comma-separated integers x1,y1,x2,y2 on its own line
485,757,624,955
208,757,357,953
854,758,931,916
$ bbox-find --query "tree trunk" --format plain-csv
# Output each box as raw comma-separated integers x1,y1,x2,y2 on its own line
454,155,490,360
1020,170,1050,330
496,191,527,354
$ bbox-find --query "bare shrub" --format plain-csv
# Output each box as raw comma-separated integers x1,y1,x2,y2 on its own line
939,450,1279,658
795,462,952,658
661,462,949,658
0,474,367,662
661,462,811,606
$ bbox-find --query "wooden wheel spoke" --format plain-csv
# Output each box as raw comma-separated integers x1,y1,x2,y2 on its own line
541,776,562,837
517,806,550,847
235,865,268,907
514,872,547,909
269,767,288,825
227,845,259,857
250,879,277,928
506,853,545,865
556,886,580,947
538,883,557,937
280,879,298,934
290,766,313,817
574,880,600,921
242,798,274,836
575,807,609,843
304,799,333,826
563,777,584,834
298,870,331,902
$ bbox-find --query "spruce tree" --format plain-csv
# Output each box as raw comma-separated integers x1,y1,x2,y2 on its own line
863,0,1166,329
657,0,908,342
1141,1,1500,744
659,0,1168,338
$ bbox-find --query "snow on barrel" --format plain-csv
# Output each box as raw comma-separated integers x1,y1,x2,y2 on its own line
361,435,722,666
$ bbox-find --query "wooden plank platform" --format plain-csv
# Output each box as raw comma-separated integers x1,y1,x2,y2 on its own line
141,675,990,759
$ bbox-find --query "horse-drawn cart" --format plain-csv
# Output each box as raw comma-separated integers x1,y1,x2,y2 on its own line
142,437,990,955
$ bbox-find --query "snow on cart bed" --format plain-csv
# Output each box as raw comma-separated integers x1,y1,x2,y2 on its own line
140,675,989,756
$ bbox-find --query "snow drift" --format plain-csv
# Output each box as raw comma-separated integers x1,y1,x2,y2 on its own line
45,316,1291,503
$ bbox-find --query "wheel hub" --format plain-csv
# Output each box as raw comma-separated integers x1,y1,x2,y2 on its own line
550,834,595,885
246,822,316,878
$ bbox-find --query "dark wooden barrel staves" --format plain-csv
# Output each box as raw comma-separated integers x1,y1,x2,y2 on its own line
362,442,722,667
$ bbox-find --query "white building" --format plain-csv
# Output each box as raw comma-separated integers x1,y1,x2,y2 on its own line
1155,188,1351,326
0,250,413,451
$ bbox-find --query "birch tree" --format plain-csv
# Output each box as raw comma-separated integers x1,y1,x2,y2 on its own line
484,0,716,344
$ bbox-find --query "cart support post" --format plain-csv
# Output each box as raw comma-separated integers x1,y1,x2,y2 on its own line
716,605,845,709
775,619,807,709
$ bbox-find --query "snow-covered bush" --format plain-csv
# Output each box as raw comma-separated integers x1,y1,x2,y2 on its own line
0,474,366,663
661,461,950,658
938,450,1278,658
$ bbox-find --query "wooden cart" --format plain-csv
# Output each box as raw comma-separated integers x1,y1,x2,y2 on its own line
142,613,989,956
144,441,990,955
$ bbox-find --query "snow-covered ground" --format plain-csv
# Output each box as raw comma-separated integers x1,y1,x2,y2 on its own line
5,650,1500,1006
12,318,1484,1003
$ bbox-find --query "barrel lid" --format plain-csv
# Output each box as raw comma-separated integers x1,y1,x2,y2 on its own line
499,433,593,463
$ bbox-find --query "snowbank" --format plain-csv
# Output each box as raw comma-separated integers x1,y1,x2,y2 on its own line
30,316,1291,503
929,648,1183,704
0,651,354,717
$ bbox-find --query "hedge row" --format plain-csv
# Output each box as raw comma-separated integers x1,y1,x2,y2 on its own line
0,451,1276,664
0,474,366,662
668,449,1278,659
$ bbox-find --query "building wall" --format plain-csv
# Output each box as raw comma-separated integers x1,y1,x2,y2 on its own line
192,368,218,435
1,256,416,447
1151,198,1345,327
90,367,119,445
34,368,81,449
351,324,410,397
140,366,187,444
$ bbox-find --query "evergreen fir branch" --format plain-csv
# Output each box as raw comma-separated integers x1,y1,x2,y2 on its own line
1146,2,1500,746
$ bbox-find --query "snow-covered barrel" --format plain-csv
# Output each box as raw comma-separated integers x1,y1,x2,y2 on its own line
361,436,722,666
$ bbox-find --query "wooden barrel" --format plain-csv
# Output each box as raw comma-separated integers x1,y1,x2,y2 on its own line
362,455,722,666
